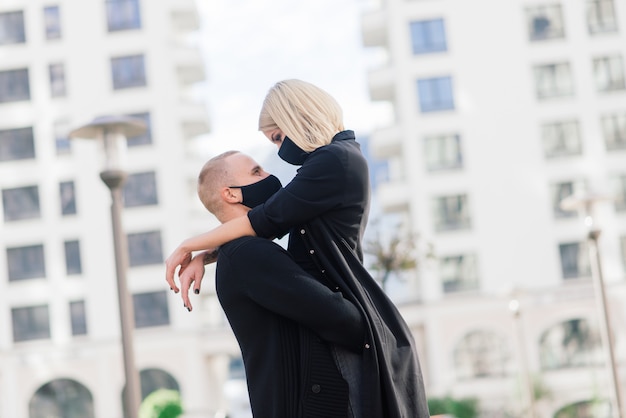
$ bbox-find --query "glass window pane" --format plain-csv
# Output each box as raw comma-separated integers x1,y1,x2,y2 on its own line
7,244,46,281
542,120,582,158
454,331,510,379
424,134,463,171
0,11,26,45
49,63,66,97
0,127,35,161
440,254,478,293
593,55,626,92
534,63,574,99
106,0,142,32
29,378,95,418
123,171,158,207
54,120,71,155
551,181,585,218
69,301,87,336
111,55,146,89
417,76,455,113
0,68,30,103
64,240,82,275
602,113,626,151
410,19,446,54
559,242,591,279
526,5,565,41
433,194,470,231
2,185,40,221
127,230,163,266
44,6,62,39
539,318,602,369
587,0,618,34
133,291,169,328
59,181,76,215
614,175,626,212
138,369,180,400
126,112,152,146
12,305,50,342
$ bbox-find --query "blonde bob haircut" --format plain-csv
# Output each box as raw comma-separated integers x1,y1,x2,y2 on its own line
258,79,345,153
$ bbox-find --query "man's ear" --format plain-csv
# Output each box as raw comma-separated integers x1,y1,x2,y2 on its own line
222,187,241,204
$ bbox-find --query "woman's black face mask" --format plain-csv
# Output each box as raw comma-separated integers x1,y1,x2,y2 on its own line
278,136,310,166
230,174,282,209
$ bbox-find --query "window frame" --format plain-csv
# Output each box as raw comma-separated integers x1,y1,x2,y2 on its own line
417,76,455,113
409,18,447,55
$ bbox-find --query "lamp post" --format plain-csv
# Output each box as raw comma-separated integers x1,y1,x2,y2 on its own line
508,298,537,418
69,116,146,418
561,192,623,418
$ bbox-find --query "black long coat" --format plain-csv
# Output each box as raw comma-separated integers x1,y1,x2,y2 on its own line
248,130,430,418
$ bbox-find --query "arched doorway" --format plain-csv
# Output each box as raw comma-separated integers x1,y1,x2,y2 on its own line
29,378,94,418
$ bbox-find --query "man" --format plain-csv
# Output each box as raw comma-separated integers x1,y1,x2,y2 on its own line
180,151,365,418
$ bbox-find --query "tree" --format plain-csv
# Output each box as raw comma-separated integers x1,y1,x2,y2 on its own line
138,389,183,418
364,218,433,291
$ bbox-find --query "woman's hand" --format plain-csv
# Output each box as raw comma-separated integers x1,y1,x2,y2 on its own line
177,253,207,311
165,244,193,294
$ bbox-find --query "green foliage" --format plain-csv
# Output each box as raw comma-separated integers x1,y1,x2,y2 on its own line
138,389,183,418
427,396,479,418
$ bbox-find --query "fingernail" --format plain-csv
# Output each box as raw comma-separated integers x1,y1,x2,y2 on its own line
187,307,191,312
194,289,199,295
170,287,173,290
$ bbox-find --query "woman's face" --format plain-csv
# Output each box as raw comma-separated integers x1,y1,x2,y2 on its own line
263,128,285,149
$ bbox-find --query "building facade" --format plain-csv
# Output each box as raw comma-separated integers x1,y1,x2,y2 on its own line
0,1,244,417
361,0,626,416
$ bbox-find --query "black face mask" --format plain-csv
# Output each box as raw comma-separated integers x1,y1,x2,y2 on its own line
230,174,282,209
278,136,310,166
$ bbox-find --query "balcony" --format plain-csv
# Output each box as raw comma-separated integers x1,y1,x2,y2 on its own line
370,125,402,159
175,49,206,86
367,65,394,102
360,8,387,48
170,9,200,33
375,179,410,213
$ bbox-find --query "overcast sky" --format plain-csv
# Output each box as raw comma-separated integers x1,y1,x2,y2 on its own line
194,0,390,160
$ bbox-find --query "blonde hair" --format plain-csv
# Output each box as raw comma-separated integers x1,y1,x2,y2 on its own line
197,150,240,218
258,79,344,152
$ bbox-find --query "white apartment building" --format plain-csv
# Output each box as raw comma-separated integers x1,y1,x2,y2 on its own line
0,1,245,417
361,0,626,416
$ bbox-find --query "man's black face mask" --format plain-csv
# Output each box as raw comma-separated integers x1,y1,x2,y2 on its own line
230,174,282,209
278,136,310,166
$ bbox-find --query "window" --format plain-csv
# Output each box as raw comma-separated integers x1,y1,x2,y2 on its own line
2,185,40,221
542,120,582,158
539,318,602,370
69,301,87,335
555,400,612,418
49,63,66,97
43,6,61,39
587,0,618,34
133,291,169,328
433,194,470,231
137,369,180,400
551,180,586,218
7,244,46,281
621,236,626,274
0,127,35,161
602,113,626,150
417,76,454,112
526,5,565,41
111,54,146,89
123,171,158,207
613,175,626,212
593,55,625,92
64,240,82,275
454,331,510,379
29,379,95,418
0,11,26,45
12,305,50,342
126,112,152,146
0,68,30,103
559,242,590,279
424,134,462,171
440,254,478,293
59,181,76,215
128,230,163,266
54,120,71,154
410,19,446,54
534,63,574,99
106,0,142,32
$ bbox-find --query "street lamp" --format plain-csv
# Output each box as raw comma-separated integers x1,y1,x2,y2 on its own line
560,192,623,418
508,298,537,418
69,115,146,418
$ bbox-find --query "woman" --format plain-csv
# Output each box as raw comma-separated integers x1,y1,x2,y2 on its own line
165,79,429,418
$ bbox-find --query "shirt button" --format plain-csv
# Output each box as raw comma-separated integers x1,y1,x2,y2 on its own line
365,343,370,349
311,384,321,393
309,249,315,254
300,229,306,234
